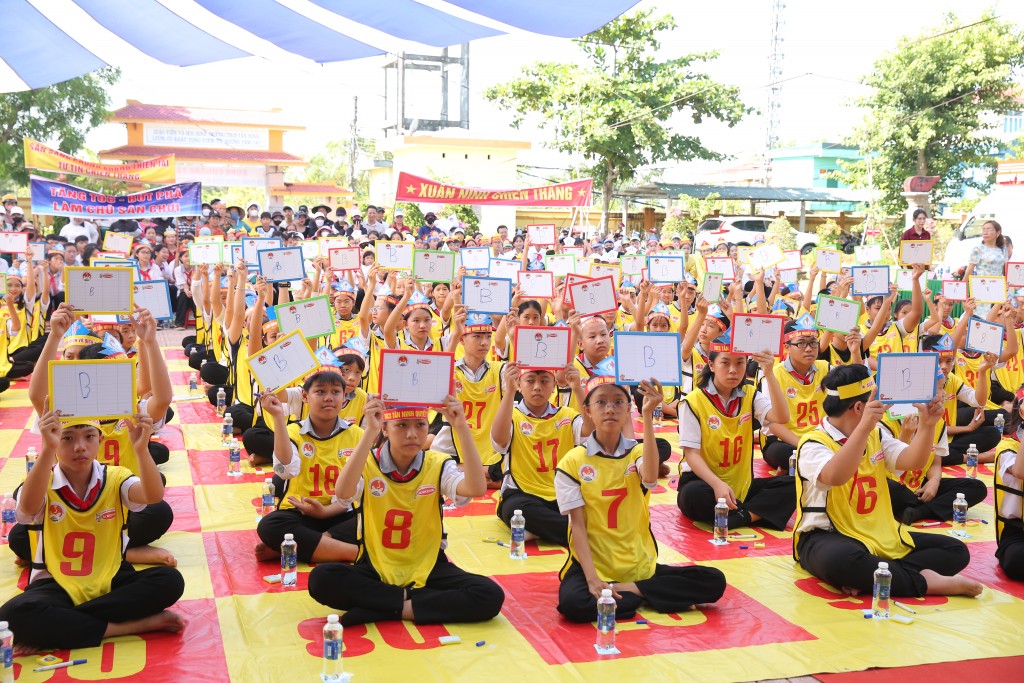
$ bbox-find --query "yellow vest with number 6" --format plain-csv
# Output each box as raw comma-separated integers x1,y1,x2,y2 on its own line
681,384,756,500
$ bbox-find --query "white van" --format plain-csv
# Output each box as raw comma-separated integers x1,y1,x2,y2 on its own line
943,184,1024,269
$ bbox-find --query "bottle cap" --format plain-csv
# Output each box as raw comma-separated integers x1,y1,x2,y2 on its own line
284,533,294,540
601,589,612,597
969,443,976,448
0,621,7,629
956,493,965,499
878,562,889,570
717,498,726,503
514,509,522,516
265,478,273,484
327,614,339,623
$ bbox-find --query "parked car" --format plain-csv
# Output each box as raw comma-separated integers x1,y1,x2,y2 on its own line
693,216,819,254
942,184,1024,270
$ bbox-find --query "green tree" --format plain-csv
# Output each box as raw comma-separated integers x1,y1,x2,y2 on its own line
486,9,749,233
840,12,1024,215
0,68,120,188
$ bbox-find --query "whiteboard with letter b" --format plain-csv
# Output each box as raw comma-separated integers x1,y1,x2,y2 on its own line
612,332,683,386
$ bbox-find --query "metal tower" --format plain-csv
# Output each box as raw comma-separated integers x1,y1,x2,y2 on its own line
382,44,470,136
764,0,785,186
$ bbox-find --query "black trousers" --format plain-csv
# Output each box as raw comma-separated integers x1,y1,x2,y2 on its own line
497,489,568,546
796,529,969,597
174,291,193,327
762,435,795,470
996,522,1024,581
676,472,796,530
308,552,504,625
947,408,1001,464
3,359,33,380
557,560,726,623
225,402,256,432
200,361,229,388
10,334,45,365
8,500,174,561
887,477,987,522
256,507,357,563
0,563,184,649
242,416,275,464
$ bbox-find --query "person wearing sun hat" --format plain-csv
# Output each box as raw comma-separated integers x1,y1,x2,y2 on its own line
676,328,795,531
491,360,590,546
793,362,983,600
554,376,726,622
308,396,505,626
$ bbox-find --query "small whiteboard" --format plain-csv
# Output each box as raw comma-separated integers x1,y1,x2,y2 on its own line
546,254,576,278
257,247,306,283
318,236,348,257
49,359,136,420
526,224,556,246
562,273,592,305
941,280,968,302
188,241,222,266
815,248,842,274
274,295,337,340
620,254,646,276
899,240,933,266
517,270,555,298
568,275,617,316
132,280,173,321
328,247,361,272
0,232,28,254
648,256,686,283
589,263,621,288
969,276,1007,304
513,325,571,370
459,247,491,272
731,314,784,356
855,244,883,263
704,257,736,281
814,294,861,334
377,241,415,271
66,266,134,315
702,272,724,304
851,266,890,297
488,257,522,281
1007,262,1024,288
462,276,513,315
876,352,938,404
894,268,914,292
102,232,134,254
378,349,455,408
781,250,803,271
613,331,683,386
412,249,456,283
745,242,785,273
246,330,320,392
965,316,1004,357
242,238,281,264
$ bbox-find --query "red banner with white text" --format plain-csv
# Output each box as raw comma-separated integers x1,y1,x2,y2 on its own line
395,172,592,207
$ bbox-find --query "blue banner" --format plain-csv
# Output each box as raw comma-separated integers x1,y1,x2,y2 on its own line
30,175,203,218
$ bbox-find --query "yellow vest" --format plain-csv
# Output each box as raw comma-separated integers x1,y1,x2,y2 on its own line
994,328,1024,405
3,305,28,352
98,420,140,475
794,428,914,561
507,406,579,501
0,325,11,377
880,418,945,492
773,360,828,438
235,328,255,406
363,331,385,395
29,465,131,605
953,352,984,392
358,449,450,588
994,437,1022,542
331,316,361,349
681,384,756,500
558,444,658,583
338,388,368,425
864,321,903,357
429,307,445,344
280,421,364,508
451,361,505,466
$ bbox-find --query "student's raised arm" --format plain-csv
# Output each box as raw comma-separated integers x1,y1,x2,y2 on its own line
441,395,486,498
357,266,378,338
132,307,172,422
226,260,248,345
19,403,60,519
126,412,164,505
248,276,270,357
490,361,521,451
334,398,384,501
382,278,414,348
28,304,74,412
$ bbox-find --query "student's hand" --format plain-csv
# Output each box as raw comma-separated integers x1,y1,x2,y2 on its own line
567,310,582,335
127,412,155,453
694,295,709,315
438,395,467,429
751,350,775,373
402,278,415,298
845,328,863,353
912,264,927,279
503,309,519,335
564,362,583,392
364,265,379,291
48,303,76,338
38,402,60,451
713,481,738,510
510,285,523,311
130,306,156,342
901,413,919,440
638,379,663,419
587,576,621,601
451,305,467,332
450,277,462,303
502,361,523,393
287,496,333,519
809,266,819,282
260,392,286,420
236,259,248,277
963,297,977,316
980,352,997,372
362,397,385,434
858,389,887,430
915,395,945,429
915,477,940,503
255,276,270,299
886,283,899,302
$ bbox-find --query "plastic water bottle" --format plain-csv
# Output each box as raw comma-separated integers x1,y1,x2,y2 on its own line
953,492,968,529
872,562,892,619
995,412,1006,435
261,478,276,517
0,621,12,683
652,405,663,429
0,497,15,544
595,589,616,653
509,509,527,559
227,438,241,477
965,443,978,479
221,413,234,446
713,498,729,543
216,387,226,416
189,372,198,394
25,446,37,474
281,533,297,587
322,614,343,681
789,452,796,477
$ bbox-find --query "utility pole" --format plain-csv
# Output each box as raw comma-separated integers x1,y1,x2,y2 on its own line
764,0,785,188
349,96,358,191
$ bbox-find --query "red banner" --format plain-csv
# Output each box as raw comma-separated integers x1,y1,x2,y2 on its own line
395,172,592,207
